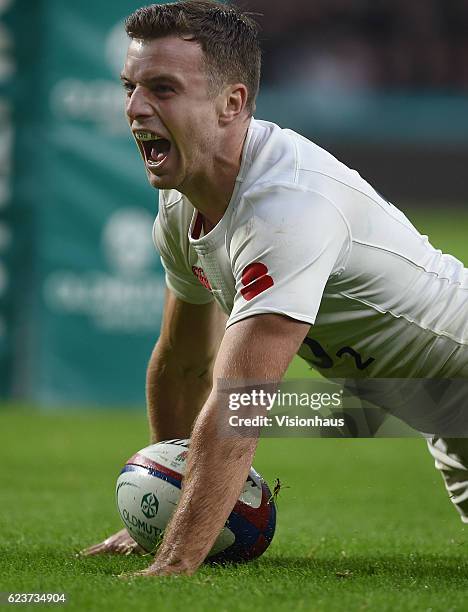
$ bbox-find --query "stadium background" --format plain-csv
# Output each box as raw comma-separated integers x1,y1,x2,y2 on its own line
1,0,467,408
2,2,468,610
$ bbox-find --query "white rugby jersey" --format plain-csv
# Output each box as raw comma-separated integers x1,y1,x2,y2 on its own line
153,118,468,379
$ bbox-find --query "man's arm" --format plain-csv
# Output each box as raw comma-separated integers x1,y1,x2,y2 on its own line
82,289,225,556
146,289,227,441
132,313,310,576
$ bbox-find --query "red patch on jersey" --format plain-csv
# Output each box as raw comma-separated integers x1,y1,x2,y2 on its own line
191,212,204,239
192,265,212,291
240,262,274,301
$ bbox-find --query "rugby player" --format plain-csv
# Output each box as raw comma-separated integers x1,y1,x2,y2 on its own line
82,0,468,575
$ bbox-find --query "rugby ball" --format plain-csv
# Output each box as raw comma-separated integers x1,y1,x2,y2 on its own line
116,439,276,563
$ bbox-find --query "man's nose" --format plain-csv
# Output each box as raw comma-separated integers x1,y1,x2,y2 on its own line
126,87,154,121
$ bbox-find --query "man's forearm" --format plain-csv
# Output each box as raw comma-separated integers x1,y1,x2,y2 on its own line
129,315,307,578
149,392,258,574
146,341,213,442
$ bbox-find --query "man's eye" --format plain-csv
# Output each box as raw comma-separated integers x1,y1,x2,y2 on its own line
122,82,135,94
154,85,174,94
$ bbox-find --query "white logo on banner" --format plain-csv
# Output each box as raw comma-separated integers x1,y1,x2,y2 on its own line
49,19,129,133
103,209,155,276
44,208,165,332
105,19,129,77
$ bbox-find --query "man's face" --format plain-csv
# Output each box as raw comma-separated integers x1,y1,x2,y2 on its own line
121,36,221,191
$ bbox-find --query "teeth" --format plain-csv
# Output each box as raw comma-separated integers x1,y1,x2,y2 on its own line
134,131,163,141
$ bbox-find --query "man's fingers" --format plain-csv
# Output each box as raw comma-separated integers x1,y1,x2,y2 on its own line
133,568,153,576
115,542,146,555
79,542,108,556
78,536,122,556
79,539,146,557
119,569,154,579
115,542,134,555
119,563,185,578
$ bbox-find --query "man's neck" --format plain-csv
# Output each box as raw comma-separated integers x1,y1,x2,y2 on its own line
180,120,250,227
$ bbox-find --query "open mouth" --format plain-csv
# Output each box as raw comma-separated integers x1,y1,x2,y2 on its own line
134,131,171,167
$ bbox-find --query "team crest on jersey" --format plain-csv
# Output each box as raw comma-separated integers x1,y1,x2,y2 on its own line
192,266,212,291
240,262,274,301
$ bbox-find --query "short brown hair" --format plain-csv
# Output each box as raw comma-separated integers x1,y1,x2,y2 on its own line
125,1,261,114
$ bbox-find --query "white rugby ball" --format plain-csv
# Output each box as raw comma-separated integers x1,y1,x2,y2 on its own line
116,439,276,563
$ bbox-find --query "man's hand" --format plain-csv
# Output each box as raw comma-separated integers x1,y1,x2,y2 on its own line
126,313,309,577
123,560,194,578
80,528,145,556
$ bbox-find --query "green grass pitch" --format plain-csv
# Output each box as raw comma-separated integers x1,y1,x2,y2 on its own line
1,209,468,611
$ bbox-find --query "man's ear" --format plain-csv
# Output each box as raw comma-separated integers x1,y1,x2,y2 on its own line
218,83,249,125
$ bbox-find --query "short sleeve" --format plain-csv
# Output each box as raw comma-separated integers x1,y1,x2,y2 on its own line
227,185,350,327
153,196,214,305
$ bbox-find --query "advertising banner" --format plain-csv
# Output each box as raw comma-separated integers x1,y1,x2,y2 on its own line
0,0,16,398
16,1,168,406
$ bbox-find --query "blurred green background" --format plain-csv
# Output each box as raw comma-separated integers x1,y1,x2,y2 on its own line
0,0,467,408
